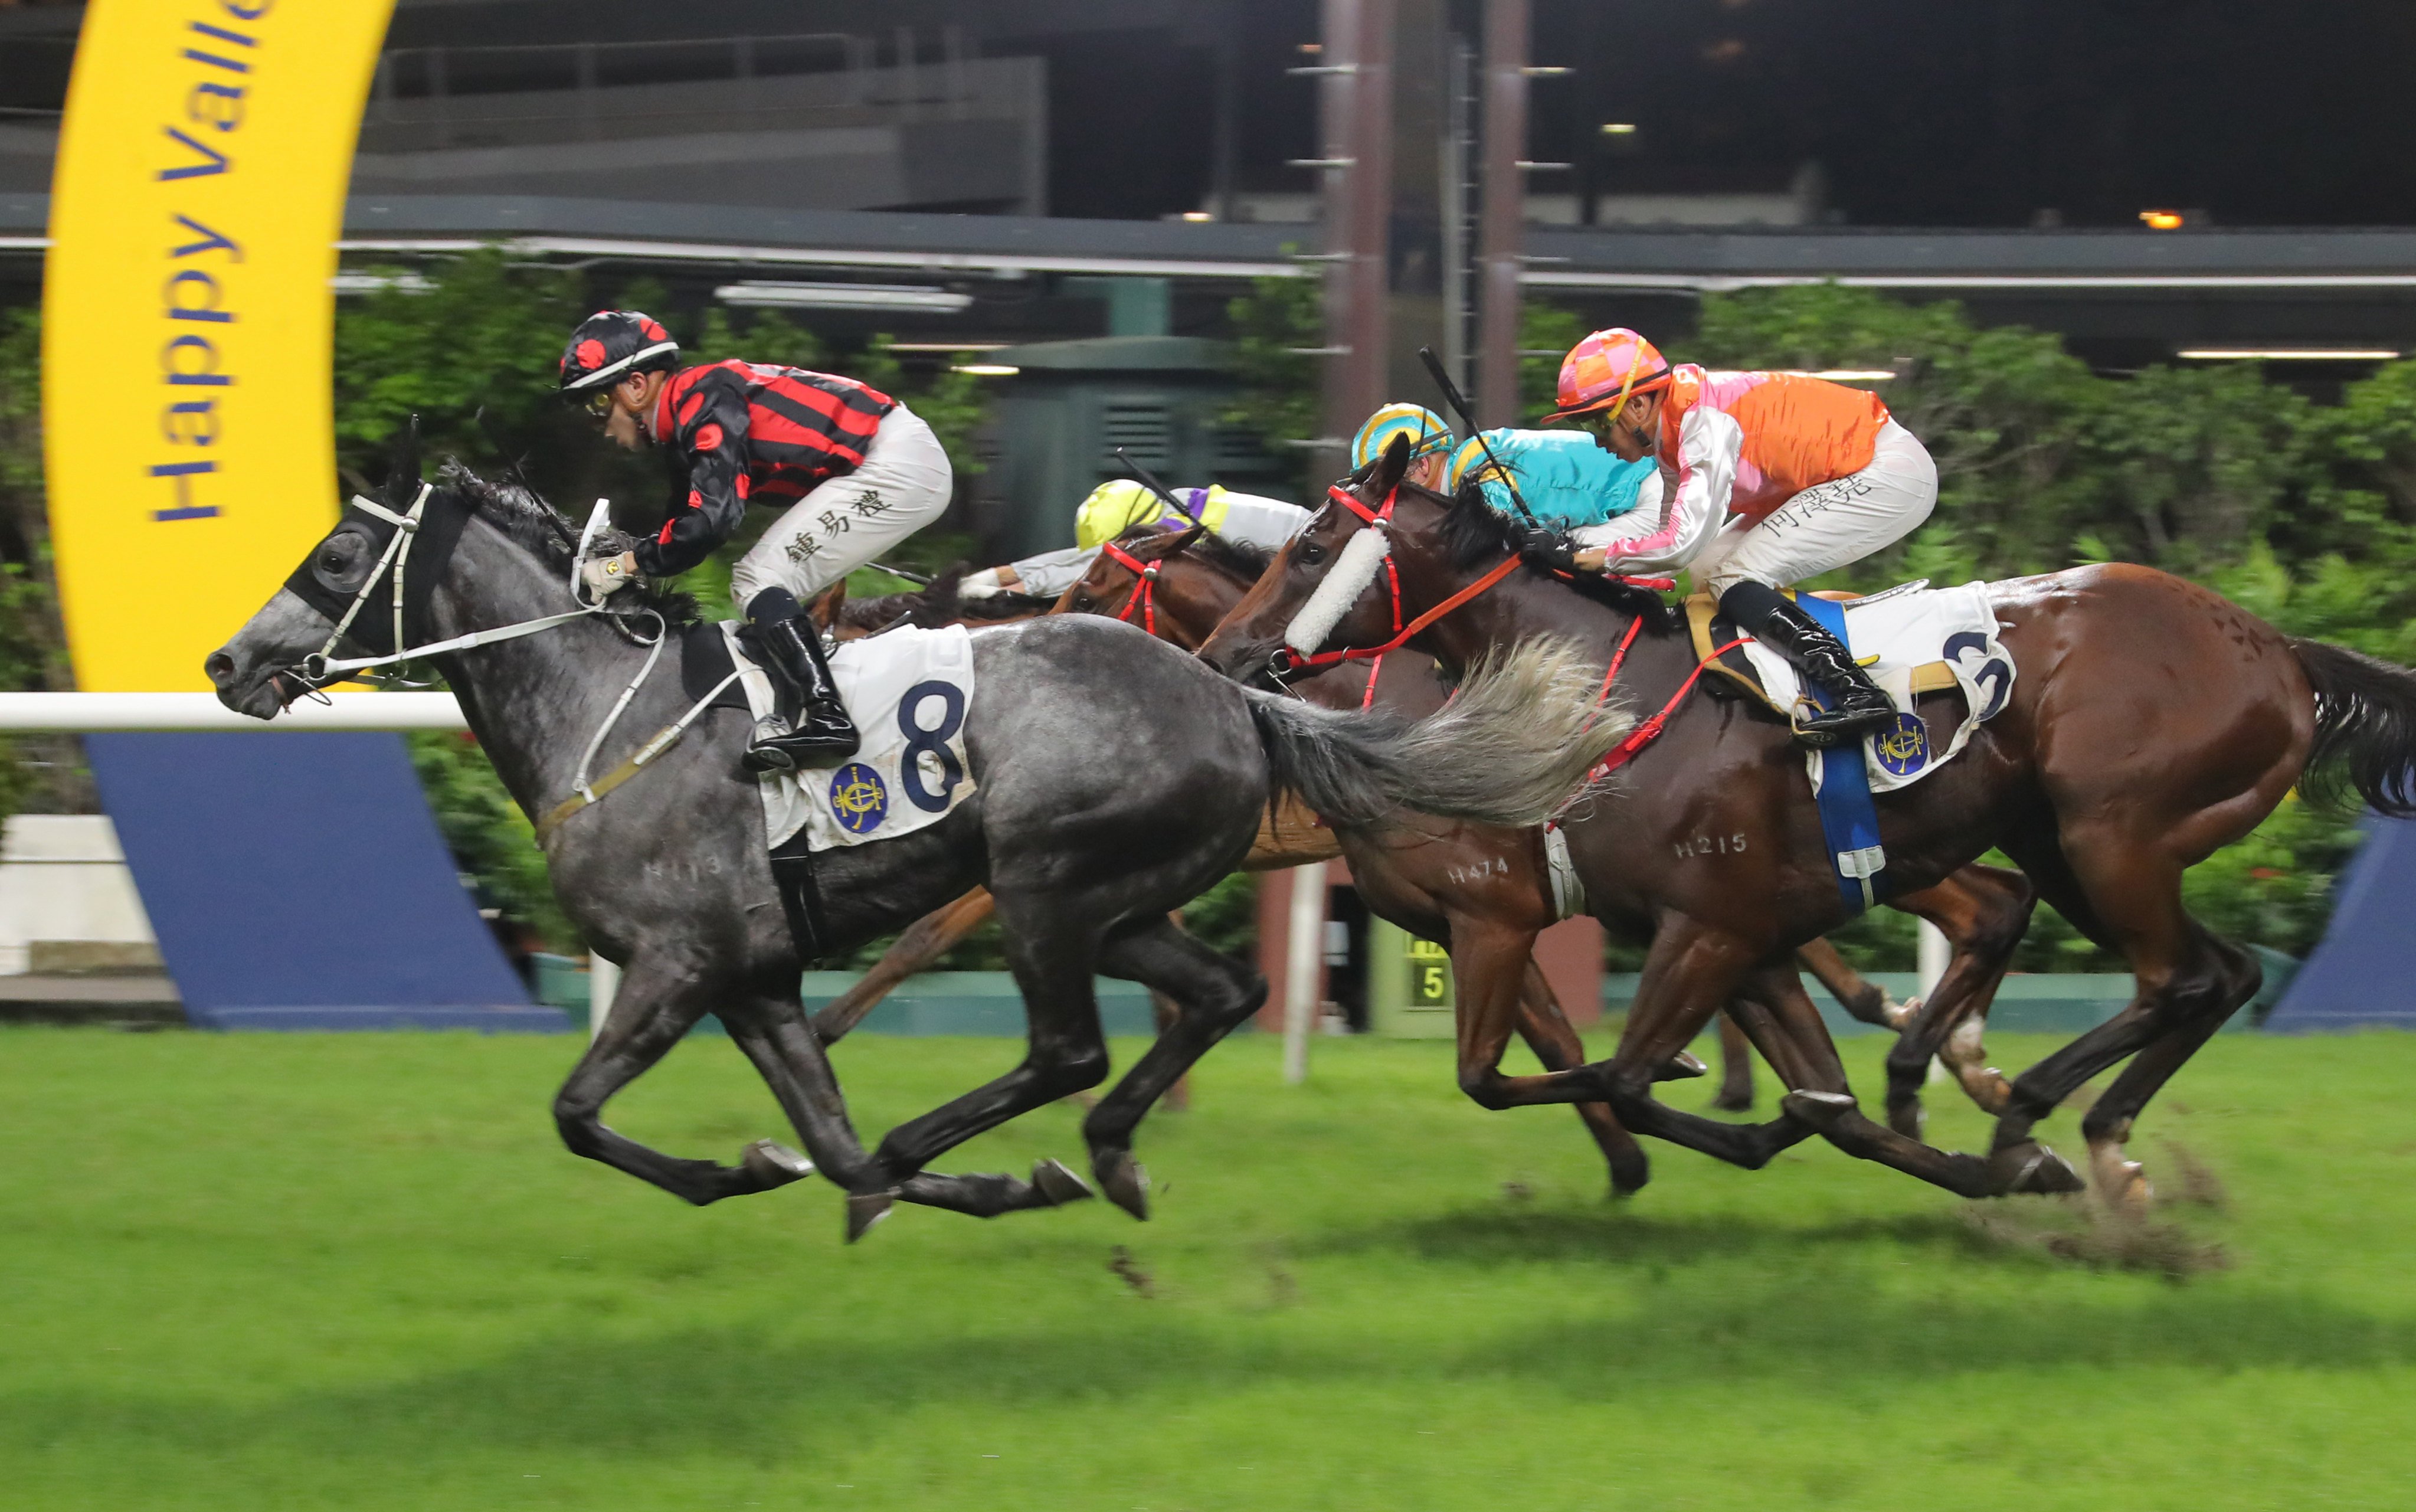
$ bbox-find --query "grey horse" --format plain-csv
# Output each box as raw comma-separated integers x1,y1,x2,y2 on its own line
205,447,1625,1236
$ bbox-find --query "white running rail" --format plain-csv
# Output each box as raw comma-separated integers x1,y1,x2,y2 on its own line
0,692,469,732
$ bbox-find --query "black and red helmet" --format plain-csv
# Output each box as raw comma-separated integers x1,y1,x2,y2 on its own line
558,309,680,394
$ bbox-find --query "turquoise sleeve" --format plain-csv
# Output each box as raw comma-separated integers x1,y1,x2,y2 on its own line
1474,430,1655,529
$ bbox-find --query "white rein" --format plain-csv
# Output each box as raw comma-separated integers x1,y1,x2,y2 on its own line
295,490,743,834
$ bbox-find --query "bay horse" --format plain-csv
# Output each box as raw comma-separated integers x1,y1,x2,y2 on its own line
1060,526,2037,1146
204,441,1626,1236
1199,438,2416,1207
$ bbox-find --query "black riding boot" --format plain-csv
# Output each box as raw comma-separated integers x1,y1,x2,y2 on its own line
1720,580,1897,747
743,588,860,772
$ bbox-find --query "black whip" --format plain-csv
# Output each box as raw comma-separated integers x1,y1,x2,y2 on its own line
1416,346,1543,532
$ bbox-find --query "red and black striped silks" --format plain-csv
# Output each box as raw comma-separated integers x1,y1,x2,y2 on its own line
635,360,897,578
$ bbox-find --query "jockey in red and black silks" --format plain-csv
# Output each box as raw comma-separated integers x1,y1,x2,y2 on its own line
560,310,954,773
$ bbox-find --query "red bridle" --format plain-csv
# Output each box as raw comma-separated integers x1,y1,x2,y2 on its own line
1098,538,1162,636
1275,483,1525,678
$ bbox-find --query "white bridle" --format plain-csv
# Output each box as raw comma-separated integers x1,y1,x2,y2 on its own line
291,489,743,823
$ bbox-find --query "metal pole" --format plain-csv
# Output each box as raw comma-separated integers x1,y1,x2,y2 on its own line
1917,919,1949,1084
1917,919,1949,1001
588,952,619,1040
1282,862,1327,1084
1477,0,1528,426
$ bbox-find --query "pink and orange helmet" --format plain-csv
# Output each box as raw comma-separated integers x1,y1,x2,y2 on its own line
1542,327,1671,424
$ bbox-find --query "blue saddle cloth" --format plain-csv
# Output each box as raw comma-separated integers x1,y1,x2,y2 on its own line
1797,595,1887,915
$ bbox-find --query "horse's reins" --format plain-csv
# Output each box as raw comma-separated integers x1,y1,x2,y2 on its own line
1275,484,1520,682
1268,477,1749,797
290,487,744,846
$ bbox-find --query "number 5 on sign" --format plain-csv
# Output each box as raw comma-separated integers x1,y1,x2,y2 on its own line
1407,937,1454,1010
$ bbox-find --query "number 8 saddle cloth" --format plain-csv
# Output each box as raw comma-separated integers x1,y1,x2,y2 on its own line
719,621,980,852
1687,579,2017,795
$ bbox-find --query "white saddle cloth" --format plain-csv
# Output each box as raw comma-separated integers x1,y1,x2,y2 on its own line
723,622,979,851
1736,580,2016,794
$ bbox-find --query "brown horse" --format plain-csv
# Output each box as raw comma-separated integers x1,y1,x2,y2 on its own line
1200,441,2416,1207
1056,526,2055,1137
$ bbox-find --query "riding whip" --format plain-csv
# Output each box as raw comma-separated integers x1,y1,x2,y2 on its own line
1416,346,1544,533
1112,447,1194,519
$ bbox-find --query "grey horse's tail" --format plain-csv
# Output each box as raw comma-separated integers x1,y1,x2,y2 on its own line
1243,638,1631,829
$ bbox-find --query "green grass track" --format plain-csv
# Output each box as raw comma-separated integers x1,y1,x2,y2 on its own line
5,1026,2415,1510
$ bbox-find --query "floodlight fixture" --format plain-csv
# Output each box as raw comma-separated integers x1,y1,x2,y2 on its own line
715,281,972,313
2178,348,2402,361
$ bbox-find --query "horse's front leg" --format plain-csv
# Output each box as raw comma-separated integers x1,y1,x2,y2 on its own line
1505,952,1652,1197
552,959,816,1206
1728,964,2031,1199
1572,916,1819,1170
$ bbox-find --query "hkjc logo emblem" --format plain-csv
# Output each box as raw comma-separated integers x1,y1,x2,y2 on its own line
1874,711,1929,777
828,762,889,835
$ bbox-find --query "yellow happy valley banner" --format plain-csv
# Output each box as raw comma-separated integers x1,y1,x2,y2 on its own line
44,0,395,691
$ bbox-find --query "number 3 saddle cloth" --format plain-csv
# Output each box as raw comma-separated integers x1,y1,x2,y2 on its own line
1687,580,2017,796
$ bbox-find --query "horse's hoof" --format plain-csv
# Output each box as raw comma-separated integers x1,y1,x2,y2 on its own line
1032,1158,1096,1207
1781,1089,1857,1131
844,1191,896,1242
1657,1051,1708,1082
2089,1144,2155,1215
1885,1098,1926,1140
1989,1141,2084,1196
1881,994,1920,1033
1095,1150,1150,1221
1710,1088,1754,1112
742,1140,816,1188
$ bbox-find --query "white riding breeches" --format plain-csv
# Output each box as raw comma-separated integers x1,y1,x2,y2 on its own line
1689,419,1937,594
729,404,953,607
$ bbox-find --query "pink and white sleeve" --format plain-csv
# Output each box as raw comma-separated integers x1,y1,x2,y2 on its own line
1572,407,1739,572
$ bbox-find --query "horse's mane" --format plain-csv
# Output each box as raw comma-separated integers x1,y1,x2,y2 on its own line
841,576,1052,632
1426,479,1678,633
439,461,700,626
1117,524,1272,582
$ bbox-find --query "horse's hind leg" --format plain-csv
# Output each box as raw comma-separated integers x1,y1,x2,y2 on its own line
1880,865,2037,1136
554,964,804,1206
1988,830,2260,1208
866,892,1112,1193
1080,915,1268,1218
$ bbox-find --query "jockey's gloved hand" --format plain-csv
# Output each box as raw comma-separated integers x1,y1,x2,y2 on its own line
580,550,640,599
1519,528,1580,572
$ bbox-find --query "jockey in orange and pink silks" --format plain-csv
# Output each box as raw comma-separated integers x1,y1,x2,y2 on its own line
1543,328,1937,742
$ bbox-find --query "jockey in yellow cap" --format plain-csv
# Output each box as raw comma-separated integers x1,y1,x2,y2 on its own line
962,477,1311,600
1546,327,1937,742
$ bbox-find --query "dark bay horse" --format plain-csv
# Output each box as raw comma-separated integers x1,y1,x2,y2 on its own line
205,449,1626,1235
1068,526,2037,1153
1200,440,2416,1207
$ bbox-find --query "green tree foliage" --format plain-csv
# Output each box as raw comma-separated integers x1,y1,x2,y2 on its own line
1221,269,1324,495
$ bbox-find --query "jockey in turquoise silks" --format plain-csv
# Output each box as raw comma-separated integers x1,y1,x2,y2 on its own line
1445,428,1661,532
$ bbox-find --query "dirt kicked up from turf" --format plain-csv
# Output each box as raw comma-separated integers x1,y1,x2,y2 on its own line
3,1027,2414,1511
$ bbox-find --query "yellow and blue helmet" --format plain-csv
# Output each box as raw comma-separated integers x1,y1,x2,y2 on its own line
1350,403,1455,472
1445,434,1512,493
